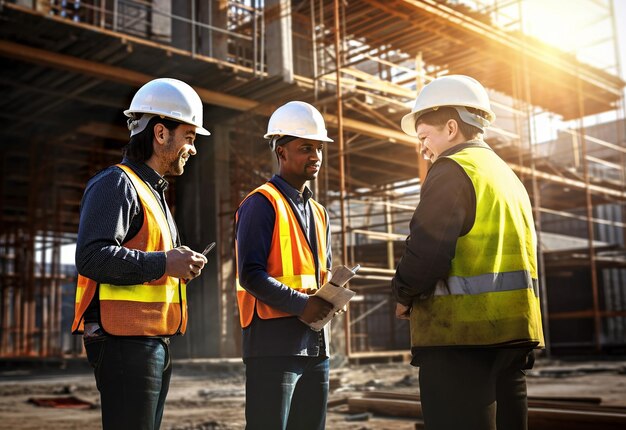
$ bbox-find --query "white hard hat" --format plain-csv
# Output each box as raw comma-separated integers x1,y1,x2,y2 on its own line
264,101,333,143
401,75,495,136
124,78,210,137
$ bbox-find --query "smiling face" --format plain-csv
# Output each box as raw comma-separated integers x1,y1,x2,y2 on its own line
415,122,453,162
161,123,197,176
276,138,324,190
414,107,480,162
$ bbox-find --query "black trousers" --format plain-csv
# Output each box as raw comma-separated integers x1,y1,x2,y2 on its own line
415,348,535,430
84,335,172,430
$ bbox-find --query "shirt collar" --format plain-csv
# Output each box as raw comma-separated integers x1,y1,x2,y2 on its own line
122,158,169,192
439,139,491,158
271,175,313,204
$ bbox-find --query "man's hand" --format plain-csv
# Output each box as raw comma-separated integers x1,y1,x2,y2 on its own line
395,303,411,320
165,246,208,280
300,296,334,324
335,304,348,316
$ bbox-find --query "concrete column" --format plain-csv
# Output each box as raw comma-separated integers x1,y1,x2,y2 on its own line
172,119,237,358
151,0,172,42
212,124,239,357
197,0,228,61
171,1,192,52
266,0,293,83
172,115,220,358
172,1,228,60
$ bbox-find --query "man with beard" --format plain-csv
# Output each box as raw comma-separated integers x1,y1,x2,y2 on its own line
73,78,210,430
235,101,334,430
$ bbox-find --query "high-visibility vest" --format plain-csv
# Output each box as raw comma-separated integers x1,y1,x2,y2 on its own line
235,182,328,328
72,164,187,336
410,146,545,348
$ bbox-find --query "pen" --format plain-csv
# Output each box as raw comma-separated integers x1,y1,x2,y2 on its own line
202,242,216,256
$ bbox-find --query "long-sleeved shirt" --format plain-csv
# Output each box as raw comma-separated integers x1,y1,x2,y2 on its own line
236,175,332,359
75,158,179,323
392,141,485,305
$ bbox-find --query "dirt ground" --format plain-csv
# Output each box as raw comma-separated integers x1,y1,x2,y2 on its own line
1,357,625,430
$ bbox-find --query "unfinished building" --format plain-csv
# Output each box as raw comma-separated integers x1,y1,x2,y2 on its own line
0,0,624,360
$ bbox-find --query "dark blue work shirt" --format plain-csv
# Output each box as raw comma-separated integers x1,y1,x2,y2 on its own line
75,159,179,323
236,175,332,359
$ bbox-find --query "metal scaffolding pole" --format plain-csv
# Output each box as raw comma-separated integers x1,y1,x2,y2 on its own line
518,0,551,357
609,0,626,201
333,0,350,357
576,70,603,353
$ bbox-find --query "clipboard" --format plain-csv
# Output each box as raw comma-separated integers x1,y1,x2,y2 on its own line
299,265,360,331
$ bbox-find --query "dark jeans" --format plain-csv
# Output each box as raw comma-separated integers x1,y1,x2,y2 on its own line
244,355,329,430
84,335,172,430
416,348,535,430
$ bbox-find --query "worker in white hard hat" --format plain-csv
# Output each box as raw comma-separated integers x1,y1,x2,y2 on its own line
73,78,210,430
391,75,544,430
235,101,334,430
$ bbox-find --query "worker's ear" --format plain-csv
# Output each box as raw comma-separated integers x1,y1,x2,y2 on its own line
276,144,286,162
154,123,168,145
446,119,458,141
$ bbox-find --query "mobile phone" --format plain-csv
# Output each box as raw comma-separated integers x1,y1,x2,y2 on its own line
202,242,216,256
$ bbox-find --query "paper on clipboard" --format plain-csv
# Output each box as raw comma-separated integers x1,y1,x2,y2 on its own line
300,265,359,331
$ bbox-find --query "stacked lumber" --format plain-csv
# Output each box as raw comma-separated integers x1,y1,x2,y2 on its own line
345,391,626,429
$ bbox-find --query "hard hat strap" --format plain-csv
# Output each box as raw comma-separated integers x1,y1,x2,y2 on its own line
269,136,279,151
413,106,490,133
127,114,156,137
454,106,489,132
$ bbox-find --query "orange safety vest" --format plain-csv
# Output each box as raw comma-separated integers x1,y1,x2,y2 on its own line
235,182,328,328
72,164,187,336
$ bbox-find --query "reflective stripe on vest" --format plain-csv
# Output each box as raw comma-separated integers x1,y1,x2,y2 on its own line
72,164,187,336
435,271,539,298
235,182,328,328
410,147,544,348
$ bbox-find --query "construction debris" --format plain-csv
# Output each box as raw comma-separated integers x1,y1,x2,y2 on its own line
2,361,626,429
344,390,626,429
28,396,93,409
344,412,372,422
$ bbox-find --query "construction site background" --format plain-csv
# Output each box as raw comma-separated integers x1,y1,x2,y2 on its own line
0,0,625,364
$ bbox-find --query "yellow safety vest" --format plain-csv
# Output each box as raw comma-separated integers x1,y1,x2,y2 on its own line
235,182,328,328
411,146,545,348
72,164,187,336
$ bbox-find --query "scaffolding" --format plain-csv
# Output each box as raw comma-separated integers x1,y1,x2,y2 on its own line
0,0,625,359
290,0,626,356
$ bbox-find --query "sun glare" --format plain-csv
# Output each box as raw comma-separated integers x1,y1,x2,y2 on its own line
521,0,603,52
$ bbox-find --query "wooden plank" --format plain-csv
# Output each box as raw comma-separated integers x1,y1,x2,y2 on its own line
327,397,348,408
0,40,259,112
361,391,606,406
529,407,626,430
347,397,422,418
348,395,626,429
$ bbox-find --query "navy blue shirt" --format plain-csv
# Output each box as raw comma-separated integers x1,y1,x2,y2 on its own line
75,159,179,323
236,175,332,359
